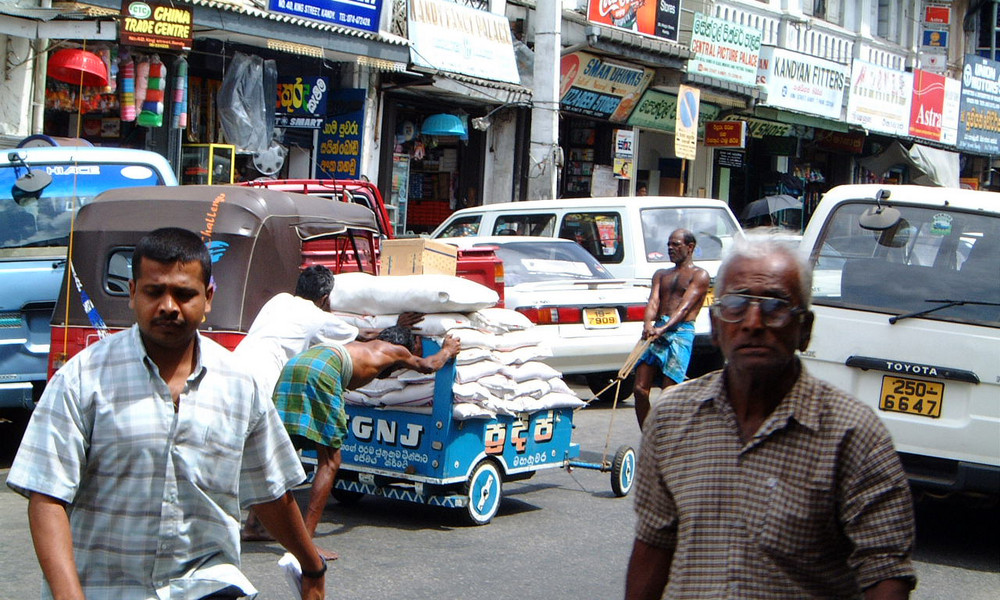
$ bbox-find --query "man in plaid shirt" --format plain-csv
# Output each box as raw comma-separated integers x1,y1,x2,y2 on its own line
625,238,916,600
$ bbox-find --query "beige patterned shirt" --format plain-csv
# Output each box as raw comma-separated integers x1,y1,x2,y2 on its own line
634,365,916,599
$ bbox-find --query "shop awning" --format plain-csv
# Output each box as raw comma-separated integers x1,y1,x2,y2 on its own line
579,23,690,70
0,3,117,39
78,0,410,63
754,106,850,133
858,140,960,188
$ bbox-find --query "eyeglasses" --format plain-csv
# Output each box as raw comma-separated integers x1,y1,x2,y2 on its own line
711,293,805,328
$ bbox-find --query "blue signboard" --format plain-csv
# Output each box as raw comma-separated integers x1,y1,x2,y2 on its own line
922,29,948,48
957,54,1000,156
317,89,366,179
268,0,382,34
275,76,329,129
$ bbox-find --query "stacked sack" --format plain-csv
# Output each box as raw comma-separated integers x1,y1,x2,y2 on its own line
328,273,585,420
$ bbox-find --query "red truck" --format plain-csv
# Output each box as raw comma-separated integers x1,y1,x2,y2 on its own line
240,179,505,303
48,184,503,377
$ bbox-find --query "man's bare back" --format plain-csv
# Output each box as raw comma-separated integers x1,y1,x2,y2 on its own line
344,333,459,389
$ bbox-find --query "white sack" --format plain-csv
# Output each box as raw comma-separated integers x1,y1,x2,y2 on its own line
471,308,534,333
329,272,498,315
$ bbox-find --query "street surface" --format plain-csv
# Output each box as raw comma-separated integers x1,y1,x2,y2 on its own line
1,379,997,599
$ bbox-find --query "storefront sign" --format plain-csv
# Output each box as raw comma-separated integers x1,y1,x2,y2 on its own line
268,0,382,34
674,85,699,160
922,30,948,48
704,121,746,148
275,76,329,129
716,149,744,168
120,2,193,50
409,0,520,84
586,0,681,43
317,89,365,179
756,46,847,120
722,114,792,138
957,54,1000,155
560,51,653,121
626,88,720,134
613,129,634,179
941,76,961,145
909,69,947,141
924,5,950,24
686,13,762,87
845,60,913,137
814,129,865,154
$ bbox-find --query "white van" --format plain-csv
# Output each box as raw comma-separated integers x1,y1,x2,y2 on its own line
432,196,744,377
800,184,999,498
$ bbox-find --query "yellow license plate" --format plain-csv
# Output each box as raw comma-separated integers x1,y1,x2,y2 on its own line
583,307,620,329
702,291,714,308
879,376,944,418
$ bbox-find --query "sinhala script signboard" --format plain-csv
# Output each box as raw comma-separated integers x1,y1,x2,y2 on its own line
957,54,1000,156
686,13,761,87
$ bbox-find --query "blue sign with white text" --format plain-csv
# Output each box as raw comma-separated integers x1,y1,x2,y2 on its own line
268,0,382,33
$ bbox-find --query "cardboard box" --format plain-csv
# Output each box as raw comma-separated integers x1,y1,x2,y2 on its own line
381,238,458,276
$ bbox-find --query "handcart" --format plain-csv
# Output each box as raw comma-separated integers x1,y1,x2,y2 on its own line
330,339,636,525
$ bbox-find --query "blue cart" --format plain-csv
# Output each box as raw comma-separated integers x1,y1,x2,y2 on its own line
330,340,636,525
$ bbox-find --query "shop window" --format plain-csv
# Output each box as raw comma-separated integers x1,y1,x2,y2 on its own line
558,212,624,264
493,214,557,237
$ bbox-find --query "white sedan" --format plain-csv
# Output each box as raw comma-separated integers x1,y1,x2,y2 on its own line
441,236,649,400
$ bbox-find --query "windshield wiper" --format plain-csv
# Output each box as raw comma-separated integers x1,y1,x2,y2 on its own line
889,299,1000,324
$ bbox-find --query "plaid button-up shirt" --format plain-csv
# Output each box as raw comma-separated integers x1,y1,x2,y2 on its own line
634,365,916,599
8,325,306,600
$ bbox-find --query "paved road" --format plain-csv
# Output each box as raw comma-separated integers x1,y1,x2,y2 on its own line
1,381,997,599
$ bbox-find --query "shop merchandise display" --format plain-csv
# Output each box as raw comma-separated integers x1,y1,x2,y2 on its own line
138,55,166,128
171,56,189,129
119,53,136,122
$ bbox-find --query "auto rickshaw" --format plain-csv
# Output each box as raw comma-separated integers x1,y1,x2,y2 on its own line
49,184,381,373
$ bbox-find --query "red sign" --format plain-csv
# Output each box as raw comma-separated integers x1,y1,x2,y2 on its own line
924,6,950,25
909,69,946,141
814,130,865,154
704,121,746,148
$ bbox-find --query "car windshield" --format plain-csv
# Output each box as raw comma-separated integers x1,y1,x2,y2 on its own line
0,162,163,249
640,207,740,262
811,201,999,327
474,240,615,286
437,215,481,237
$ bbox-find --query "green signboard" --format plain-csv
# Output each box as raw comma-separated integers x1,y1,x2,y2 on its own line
626,88,720,136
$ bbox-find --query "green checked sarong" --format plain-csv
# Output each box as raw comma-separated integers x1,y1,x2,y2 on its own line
274,344,353,449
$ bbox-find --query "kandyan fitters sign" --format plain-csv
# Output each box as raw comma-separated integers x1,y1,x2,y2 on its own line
756,46,848,120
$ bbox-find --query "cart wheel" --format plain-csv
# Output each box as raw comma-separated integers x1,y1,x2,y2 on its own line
611,445,636,497
462,460,503,525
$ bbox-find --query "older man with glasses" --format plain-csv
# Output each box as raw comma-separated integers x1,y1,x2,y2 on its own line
625,237,916,600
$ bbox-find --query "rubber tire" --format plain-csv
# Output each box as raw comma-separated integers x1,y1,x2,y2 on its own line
461,460,503,525
586,372,635,403
611,445,636,497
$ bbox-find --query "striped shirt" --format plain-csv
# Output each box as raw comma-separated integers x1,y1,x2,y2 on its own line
7,325,306,600
634,365,916,599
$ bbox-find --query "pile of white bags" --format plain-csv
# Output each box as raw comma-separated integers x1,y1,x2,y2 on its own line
333,274,585,419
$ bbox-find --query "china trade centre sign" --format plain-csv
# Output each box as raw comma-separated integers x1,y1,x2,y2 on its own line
120,2,193,50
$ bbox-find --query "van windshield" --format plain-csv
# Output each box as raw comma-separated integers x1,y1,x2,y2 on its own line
640,207,740,262
811,201,999,327
0,162,164,250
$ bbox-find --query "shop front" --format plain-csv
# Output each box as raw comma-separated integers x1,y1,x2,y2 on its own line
375,0,529,235
6,0,409,184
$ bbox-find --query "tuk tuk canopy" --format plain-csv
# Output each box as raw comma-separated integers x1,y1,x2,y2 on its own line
54,185,380,333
